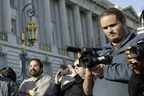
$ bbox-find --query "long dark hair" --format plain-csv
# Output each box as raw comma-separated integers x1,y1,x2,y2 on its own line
0,67,17,82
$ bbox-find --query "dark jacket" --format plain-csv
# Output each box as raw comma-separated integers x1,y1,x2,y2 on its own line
93,32,144,96
59,75,86,96
0,75,17,96
129,73,144,96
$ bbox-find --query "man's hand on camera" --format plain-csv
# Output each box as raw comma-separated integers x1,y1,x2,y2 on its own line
91,64,105,78
129,57,143,74
125,49,144,75
67,65,78,77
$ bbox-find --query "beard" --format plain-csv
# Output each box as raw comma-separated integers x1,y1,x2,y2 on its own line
29,69,41,77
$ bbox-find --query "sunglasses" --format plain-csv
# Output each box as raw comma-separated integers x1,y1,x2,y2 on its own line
72,64,81,68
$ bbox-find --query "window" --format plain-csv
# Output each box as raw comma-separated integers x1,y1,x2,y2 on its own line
11,19,17,34
10,0,16,9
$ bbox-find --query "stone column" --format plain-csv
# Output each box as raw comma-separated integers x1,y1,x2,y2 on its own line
2,0,11,41
0,1,3,34
87,11,95,47
73,5,84,47
59,0,70,47
42,0,54,52
44,0,52,46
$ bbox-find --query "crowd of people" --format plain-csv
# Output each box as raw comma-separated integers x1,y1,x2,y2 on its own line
0,7,144,96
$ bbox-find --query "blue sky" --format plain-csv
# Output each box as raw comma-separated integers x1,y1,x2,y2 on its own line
108,0,144,16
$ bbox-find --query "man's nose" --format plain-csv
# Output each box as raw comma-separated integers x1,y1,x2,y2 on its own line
30,66,34,70
107,27,113,33
128,58,138,65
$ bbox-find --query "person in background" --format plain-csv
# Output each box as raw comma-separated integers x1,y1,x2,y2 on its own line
18,58,58,96
55,52,93,96
0,66,18,96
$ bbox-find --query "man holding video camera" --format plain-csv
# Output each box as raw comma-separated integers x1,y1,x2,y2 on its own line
84,8,144,96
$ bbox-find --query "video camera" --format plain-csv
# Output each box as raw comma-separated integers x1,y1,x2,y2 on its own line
67,47,112,68
127,40,144,60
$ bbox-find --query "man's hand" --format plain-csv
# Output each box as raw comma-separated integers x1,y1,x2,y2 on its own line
67,65,78,77
55,70,63,84
91,64,105,78
125,48,144,74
